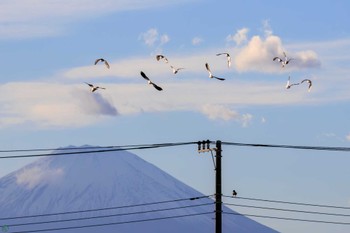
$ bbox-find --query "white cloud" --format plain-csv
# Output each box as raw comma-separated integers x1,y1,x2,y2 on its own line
262,19,273,37
192,37,204,46
226,28,249,45
200,104,253,126
160,34,170,45
73,90,118,116
139,28,170,47
346,134,350,141
0,82,118,128
16,165,64,189
139,28,159,47
234,35,321,73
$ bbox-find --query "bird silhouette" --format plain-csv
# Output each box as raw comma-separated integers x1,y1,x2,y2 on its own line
85,82,106,92
140,71,163,91
170,66,185,74
285,76,300,89
301,79,312,92
216,52,232,68
205,63,225,81
273,51,293,68
232,190,237,197
156,54,169,63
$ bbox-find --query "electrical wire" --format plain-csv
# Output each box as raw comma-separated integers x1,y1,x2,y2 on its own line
222,141,350,152
0,142,197,153
8,203,214,228
223,203,350,217
8,212,213,233
0,195,213,220
0,142,198,159
223,195,350,210
223,211,350,225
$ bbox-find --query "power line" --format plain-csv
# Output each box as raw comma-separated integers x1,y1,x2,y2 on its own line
0,142,197,159
223,195,350,210
9,203,214,228
223,203,350,217
9,212,213,233
223,211,350,225
0,142,198,154
222,141,350,152
0,195,213,220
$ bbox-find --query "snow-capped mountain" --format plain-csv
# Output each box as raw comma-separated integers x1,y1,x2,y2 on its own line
0,146,278,233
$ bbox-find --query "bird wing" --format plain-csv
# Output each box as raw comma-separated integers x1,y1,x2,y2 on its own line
85,82,94,87
152,83,163,91
156,55,163,61
273,57,282,62
104,61,110,69
301,79,311,84
216,53,229,56
301,79,312,90
140,71,150,81
205,63,211,73
98,87,106,90
283,51,287,58
94,58,102,65
213,76,225,81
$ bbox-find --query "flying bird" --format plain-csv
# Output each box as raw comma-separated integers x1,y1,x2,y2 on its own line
273,51,293,68
205,63,225,81
156,54,169,63
216,52,232,68
232,190,237,197
140,71,163,91
94,58,110,69
285,76,300,89
85,82,106,92
301,79,312,92
170,66,185,74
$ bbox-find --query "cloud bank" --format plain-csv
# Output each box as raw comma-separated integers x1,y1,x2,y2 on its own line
234,35,321,73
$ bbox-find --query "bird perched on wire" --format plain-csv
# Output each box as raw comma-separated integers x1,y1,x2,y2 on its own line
216,52,232,68
205,63,225,81
301,79,312,92
285,76,300,89
94,58,110,69
140,71,163,91
232,190,237,197
170,66,185,74
273,51,293,68
156,54,169,63
85,82,106,92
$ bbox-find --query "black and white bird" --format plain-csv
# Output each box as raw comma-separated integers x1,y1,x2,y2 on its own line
94,58,110,69
273,51,293,68
156,54,169,63
140,71,163,91
285,76,300,89
205,63,225,81
301,79,312,92
216,52,232,68
85,82,106,92
170,66,185,74
232,190,237,197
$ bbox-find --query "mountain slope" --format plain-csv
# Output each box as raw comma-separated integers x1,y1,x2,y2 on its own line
0,146,278,233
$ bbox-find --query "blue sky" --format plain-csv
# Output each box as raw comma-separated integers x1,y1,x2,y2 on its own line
1,0,350,232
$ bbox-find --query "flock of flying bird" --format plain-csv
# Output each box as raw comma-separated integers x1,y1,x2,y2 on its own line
85,51,312,92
